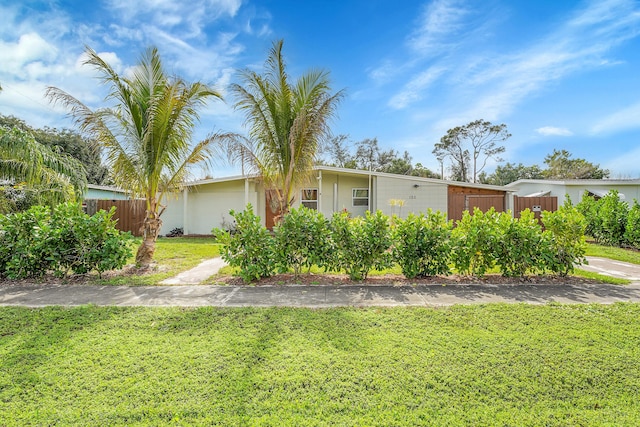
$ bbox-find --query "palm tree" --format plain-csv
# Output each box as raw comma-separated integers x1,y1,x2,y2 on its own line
230,39,344,220
0,125,87,209
47,47,230,267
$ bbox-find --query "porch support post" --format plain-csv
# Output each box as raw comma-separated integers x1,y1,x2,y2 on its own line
317,170,322,213
183,187,189,235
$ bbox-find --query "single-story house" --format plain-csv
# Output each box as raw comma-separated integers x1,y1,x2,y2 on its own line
506,179,640,202
160,166,512,235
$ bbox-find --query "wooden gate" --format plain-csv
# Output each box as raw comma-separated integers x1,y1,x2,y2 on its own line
513,195,558,222
448,184,506,222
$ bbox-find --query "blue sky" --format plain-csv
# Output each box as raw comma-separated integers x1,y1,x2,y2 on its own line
1,0,639,179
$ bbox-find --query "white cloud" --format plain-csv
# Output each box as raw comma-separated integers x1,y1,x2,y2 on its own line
591,102,640,134
443,0,640,123
388,66,446,109
536,126,573,136
409,0,470,54
0,32,58,75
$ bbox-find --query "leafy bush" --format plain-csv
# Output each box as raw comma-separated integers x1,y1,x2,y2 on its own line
625,199,640,249
493,209,547,277
213,205,275,282
165,227,184,237
328,210,392,281
391,211,452,278
451,208,501,277
273,207,332,277
576,192,601,240
596,190,628,246
0,205,53,279
48,203,132,277
541,203,587,276
0,203,132,279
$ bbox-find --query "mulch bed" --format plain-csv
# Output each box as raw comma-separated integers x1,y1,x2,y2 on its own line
213,273,603,287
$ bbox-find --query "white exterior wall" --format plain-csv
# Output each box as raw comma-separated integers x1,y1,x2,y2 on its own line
160,192,184,235
317,173,370,217
376,176,448,218
160,178,264,236
509,181,640,204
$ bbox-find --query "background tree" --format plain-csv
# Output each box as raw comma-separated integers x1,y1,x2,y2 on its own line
319,134,352,168
0,115,111,185
47,46,230,267
319,136,438,178
543,149,609,179
230,39,344,219
479,162,544,185
434,119,510,183
0,126,87,211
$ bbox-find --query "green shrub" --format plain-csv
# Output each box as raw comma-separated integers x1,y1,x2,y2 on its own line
213,205,275,282
0,205,53,279
493,209,547,277
541,203,587,276
597,190,628,246
625,199,640,249
391,211,452,278
0,203,132,279
49,203,133,277
576,192,601,240
451,208,501,277
273,207,332,277
328,210,392,281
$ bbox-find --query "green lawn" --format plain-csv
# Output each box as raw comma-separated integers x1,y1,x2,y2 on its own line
97,237,221,285
586,243,640,265
1,304,639,426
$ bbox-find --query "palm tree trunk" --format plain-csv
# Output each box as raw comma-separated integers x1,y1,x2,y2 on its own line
136,199,161,267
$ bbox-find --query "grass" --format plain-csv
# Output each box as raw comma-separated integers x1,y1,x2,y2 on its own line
1,304,639,426
97,237,221,286
573,268,631,285
586,242,640,265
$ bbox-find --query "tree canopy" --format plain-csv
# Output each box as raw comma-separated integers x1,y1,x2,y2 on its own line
0,125,87,212
229,39,344,219
47,46,230,266
479,162,544,185
433,120,510,183
319,136,438,178
543,149,610,179
0,115,110,185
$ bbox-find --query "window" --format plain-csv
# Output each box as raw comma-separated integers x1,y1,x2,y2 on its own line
301,188,318,210
352,188,369,207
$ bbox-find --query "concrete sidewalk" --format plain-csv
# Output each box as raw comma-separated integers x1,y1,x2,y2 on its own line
2,282,640,308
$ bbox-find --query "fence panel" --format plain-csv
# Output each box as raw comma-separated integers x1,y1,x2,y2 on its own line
95,199,146,236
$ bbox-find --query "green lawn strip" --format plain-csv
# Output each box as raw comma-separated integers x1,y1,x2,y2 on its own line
573,269,631,285
1,304,639,426
97,237,221,286
586,243,640,265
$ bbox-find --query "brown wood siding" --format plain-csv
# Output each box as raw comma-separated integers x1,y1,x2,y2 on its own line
96,199,146,236
513,195,558,224
447,185,506,222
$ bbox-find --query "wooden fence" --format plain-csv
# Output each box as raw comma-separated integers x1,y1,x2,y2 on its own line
513,195,558,223
448,194,505,222
84,199,146,236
